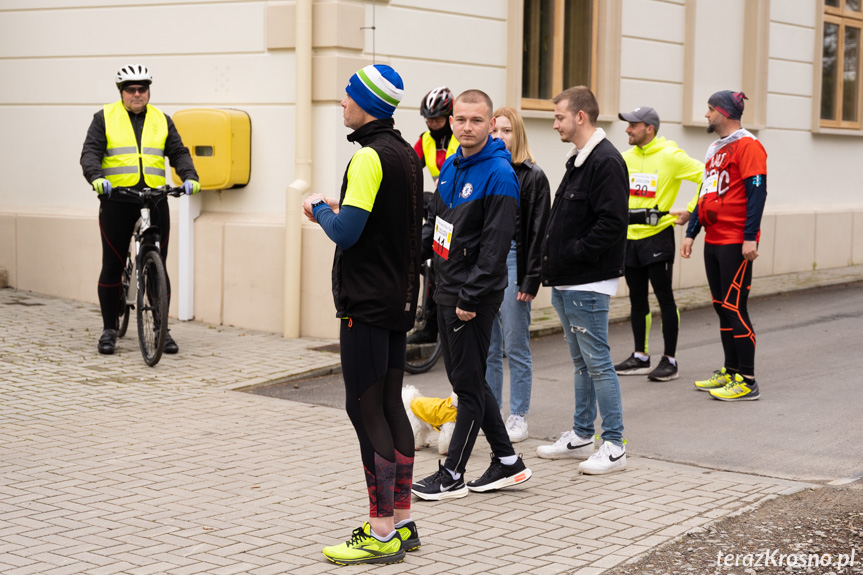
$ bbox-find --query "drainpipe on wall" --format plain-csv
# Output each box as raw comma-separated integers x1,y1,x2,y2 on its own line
284,0,312,338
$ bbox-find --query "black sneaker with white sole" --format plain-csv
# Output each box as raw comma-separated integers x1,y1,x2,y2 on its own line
411,461,468,501
647,356,679,381
614,353,651,375
467,453,532,492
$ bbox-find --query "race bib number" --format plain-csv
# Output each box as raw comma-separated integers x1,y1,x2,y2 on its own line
700,173,718,198
433,216,454,260
629,173,657,198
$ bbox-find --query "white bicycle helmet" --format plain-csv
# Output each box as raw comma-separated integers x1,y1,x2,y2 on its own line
115,64,152,89
420,86,454,119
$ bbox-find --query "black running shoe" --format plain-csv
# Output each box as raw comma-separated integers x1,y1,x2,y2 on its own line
647,356,679,381
411,461,467,501
466,453,533,493
98,329,117,355
395,520,421,552
614,353,651,375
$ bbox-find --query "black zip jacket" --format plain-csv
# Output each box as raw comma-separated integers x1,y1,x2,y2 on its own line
332,118,424,332
421,136,519,312
541,129,628,287
513,160,550,297
80,105,198,203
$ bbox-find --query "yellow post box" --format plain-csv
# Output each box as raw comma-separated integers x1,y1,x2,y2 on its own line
171,108,251,190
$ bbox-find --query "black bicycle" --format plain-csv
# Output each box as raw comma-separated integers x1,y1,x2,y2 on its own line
405,193,443,374
113,186,184,366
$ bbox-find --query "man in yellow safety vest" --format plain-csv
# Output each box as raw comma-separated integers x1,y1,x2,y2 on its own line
80,64,199,356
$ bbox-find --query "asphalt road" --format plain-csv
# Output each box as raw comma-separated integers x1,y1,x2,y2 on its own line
249,282,863,483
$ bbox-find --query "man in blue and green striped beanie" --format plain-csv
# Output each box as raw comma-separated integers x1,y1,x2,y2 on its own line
310,62,426,566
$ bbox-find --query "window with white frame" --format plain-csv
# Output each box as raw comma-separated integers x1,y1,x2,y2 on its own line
821,0,863,128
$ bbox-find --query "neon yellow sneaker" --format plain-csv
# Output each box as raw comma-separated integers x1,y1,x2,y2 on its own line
322,523,405,566
694,367,732,391
709,374,761,401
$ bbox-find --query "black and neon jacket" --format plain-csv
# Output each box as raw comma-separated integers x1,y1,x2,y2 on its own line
422,136,519,311
332,118,424,332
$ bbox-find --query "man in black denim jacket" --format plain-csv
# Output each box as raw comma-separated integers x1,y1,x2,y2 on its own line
537,86,630,476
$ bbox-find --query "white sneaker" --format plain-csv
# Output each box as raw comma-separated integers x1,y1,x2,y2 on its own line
578,441,626,475
536,431,595,460
505,415,529,443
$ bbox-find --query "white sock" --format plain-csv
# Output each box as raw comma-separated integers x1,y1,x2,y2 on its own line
634,352,649,361
446,467,461,480
499,454,518,466
370,528,396,541
666,356,677,366
394,518,412,528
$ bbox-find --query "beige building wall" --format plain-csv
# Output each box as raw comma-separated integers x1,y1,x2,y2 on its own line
0,0,861,341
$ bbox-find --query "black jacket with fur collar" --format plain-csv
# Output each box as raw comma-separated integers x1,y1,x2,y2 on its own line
541,128,628,287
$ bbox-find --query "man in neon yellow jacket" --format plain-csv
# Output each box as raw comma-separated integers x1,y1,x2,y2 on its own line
612,107,703,382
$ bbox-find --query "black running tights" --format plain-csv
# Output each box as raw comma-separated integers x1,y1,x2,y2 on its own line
703,242,756,375
341,319,414,518
625,260,679,357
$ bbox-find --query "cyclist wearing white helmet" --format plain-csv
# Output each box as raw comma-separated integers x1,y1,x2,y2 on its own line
80,64,200,356
413,86,459,182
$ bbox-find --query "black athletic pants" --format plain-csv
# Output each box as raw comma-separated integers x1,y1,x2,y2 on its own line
625,261,678,357
703,242,756,376
97,198,171,331
437,303,515,475
341,319,414,517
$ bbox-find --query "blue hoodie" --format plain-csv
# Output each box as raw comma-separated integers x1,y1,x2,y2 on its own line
422,136,520,311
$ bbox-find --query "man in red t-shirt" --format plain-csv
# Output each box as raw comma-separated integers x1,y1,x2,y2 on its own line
681,90,767,402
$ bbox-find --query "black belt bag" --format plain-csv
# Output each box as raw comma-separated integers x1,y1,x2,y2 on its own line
629,208,668,226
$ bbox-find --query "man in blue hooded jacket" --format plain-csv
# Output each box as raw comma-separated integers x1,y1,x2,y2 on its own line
412,90,532,501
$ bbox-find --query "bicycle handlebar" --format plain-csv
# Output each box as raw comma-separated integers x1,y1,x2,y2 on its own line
113,186,186,202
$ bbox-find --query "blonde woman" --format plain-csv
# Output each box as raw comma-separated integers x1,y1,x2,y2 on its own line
485,107,550,442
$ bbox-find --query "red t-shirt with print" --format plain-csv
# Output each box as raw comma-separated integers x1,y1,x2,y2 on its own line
697,130,767,245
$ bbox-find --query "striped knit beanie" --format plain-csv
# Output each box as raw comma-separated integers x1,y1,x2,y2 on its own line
345,64,404,119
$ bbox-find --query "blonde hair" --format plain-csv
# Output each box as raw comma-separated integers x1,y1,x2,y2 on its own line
493,106,534,165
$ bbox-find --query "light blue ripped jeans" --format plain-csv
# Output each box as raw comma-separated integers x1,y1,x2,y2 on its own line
551,287,624,445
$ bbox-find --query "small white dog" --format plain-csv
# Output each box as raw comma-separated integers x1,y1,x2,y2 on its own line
401,384,457,456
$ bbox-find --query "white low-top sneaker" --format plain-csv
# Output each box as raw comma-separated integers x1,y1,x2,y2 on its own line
505,415,529,443
536,430,595,460
578,441,626,475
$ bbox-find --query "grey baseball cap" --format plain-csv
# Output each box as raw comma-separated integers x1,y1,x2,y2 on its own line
618,106,660,130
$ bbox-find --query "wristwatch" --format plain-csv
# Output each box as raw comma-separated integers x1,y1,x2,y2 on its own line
310,198,326,211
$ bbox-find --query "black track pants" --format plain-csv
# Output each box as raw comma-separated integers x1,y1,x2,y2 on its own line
437,303,515,475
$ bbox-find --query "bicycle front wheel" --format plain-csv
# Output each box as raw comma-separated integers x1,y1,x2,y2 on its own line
136,250,168,366
404,336,442,374
116,255,132,338
404,261,442,374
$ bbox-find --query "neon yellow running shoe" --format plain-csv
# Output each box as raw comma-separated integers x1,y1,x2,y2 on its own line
709,374,760,401
322,523,405,566
694,367,732,391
